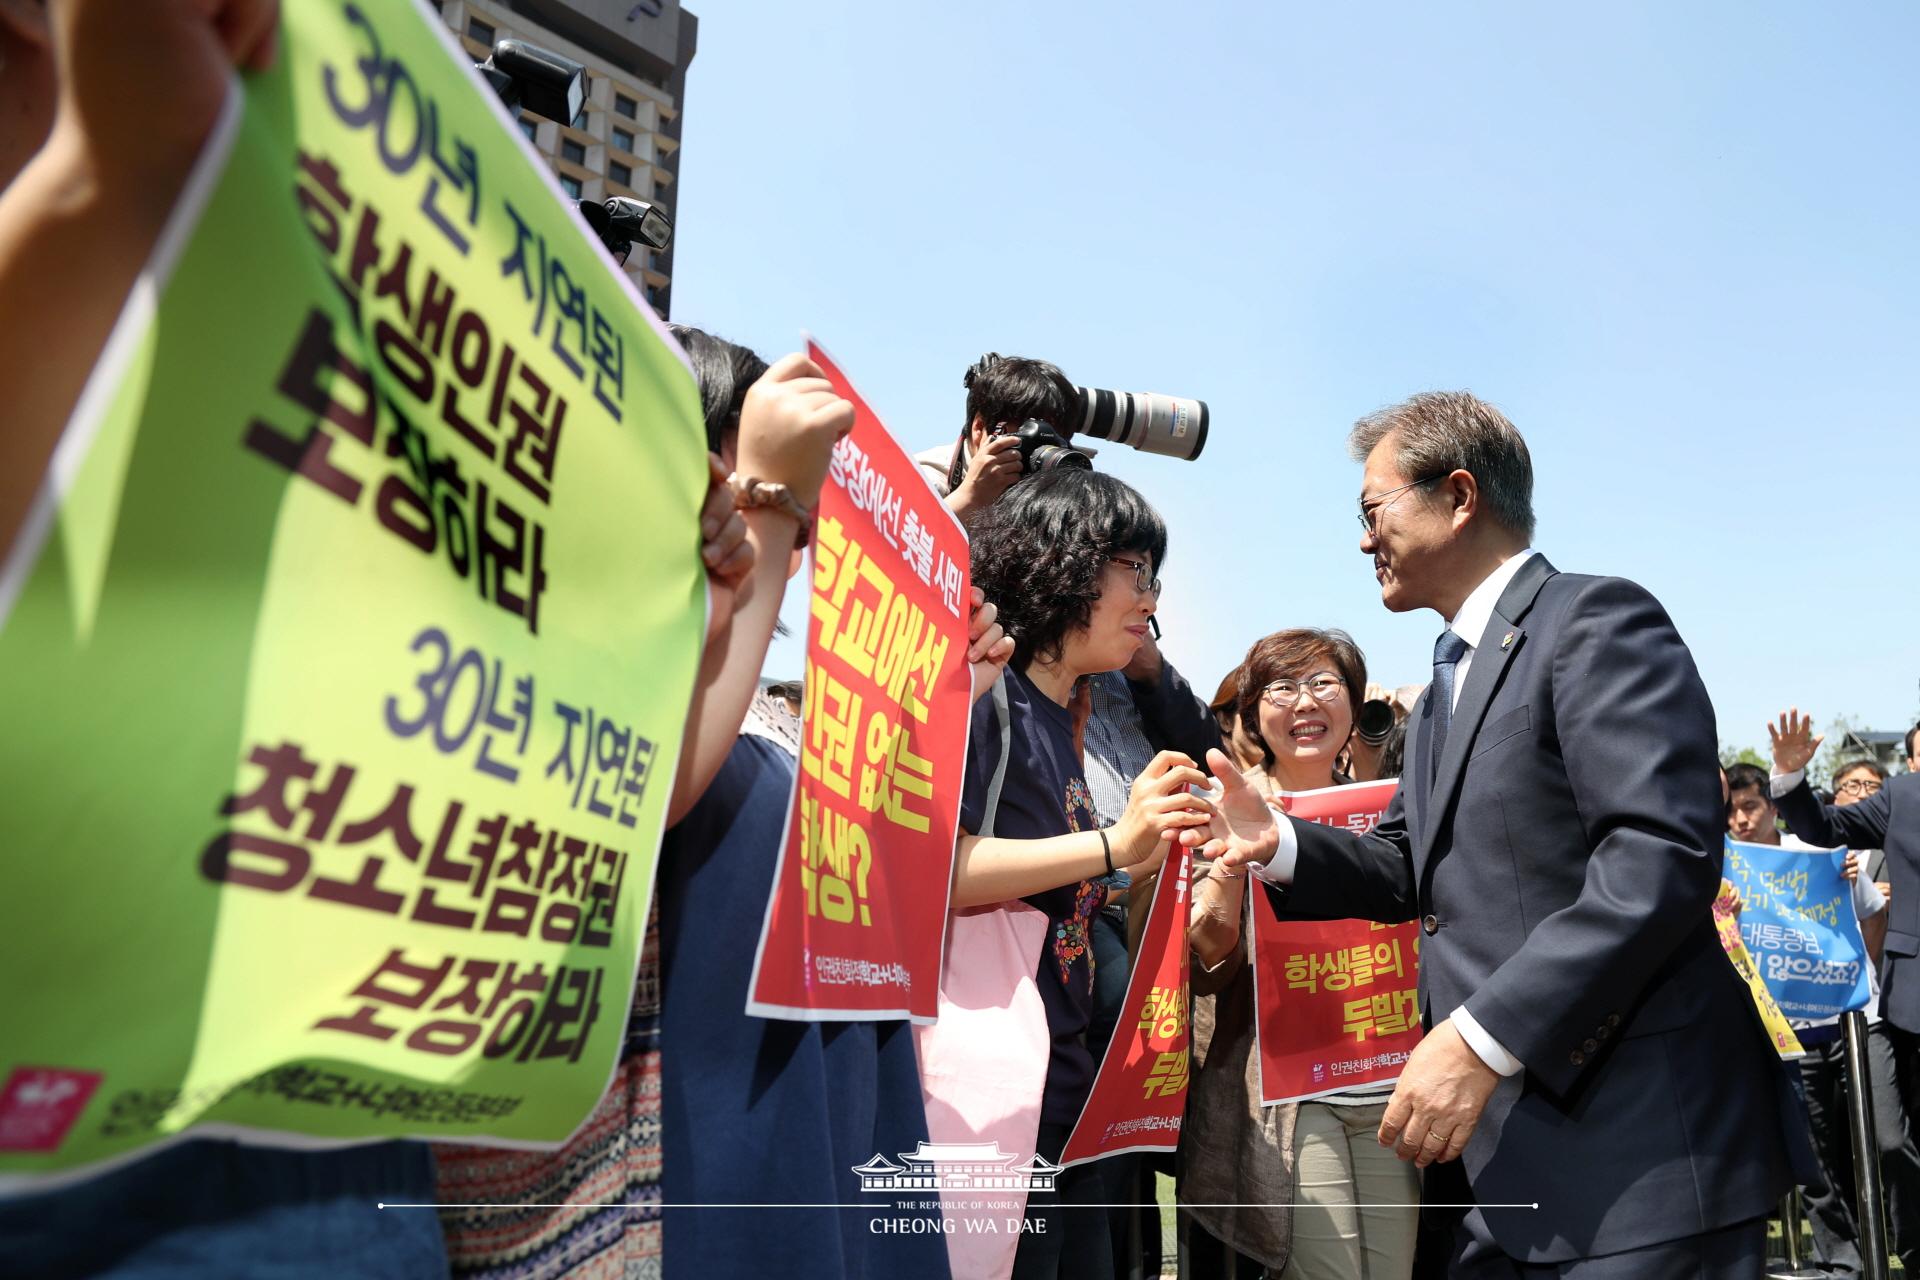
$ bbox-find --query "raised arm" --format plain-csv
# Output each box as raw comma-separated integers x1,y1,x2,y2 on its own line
1274,787,1420,925
667,355,852,824
1770,709,1895,852
0,0,279,559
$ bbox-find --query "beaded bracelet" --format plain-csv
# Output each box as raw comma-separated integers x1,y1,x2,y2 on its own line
725,472,814,549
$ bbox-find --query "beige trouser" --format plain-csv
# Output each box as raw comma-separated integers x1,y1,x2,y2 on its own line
1281,1099,1419,1280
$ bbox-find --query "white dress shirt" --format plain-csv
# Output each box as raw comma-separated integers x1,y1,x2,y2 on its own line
1251,550,1540,1076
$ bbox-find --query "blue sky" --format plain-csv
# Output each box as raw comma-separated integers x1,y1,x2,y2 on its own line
666,1,1918,758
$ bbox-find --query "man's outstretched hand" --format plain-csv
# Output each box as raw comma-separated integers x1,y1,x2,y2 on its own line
1769,709,1824,777
1191,749,1279,866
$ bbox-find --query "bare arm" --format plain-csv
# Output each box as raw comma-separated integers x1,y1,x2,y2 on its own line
666,355,852,825
949,751,1211,909
0,0,278,559
1188,864,1248,970
951,828,1131,911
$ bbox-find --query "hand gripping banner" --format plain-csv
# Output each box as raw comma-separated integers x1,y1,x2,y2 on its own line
0,0,708,1187
744,338,973,1022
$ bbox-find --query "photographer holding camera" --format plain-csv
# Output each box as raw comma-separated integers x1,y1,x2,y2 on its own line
917,352,1219,1269
919,351,1210,525
917,353,1083,523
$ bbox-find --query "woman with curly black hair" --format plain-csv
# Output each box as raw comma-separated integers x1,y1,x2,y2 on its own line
940,469,1275,1279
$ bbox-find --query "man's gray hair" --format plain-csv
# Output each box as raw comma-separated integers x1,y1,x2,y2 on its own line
1348,391,1536,541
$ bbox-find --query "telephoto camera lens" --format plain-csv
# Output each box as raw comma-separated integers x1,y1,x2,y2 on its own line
1355,698,1396,746
1070,387,1210,461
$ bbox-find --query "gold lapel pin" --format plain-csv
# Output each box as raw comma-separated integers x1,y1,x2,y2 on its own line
1500,631,1515,651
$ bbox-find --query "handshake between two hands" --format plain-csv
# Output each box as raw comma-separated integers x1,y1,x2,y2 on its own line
1196,771,1501,1168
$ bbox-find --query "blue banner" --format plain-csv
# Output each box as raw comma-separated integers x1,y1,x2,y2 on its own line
1722,838,1871,1022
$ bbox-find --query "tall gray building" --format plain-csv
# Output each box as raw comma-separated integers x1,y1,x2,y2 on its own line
439,0,697,316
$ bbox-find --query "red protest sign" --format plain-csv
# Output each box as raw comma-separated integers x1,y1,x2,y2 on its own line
744,339,973,1023
1251,780,1423,1105
1058,848,1192,1168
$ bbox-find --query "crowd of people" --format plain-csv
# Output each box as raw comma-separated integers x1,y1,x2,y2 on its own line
6,4,1920,1280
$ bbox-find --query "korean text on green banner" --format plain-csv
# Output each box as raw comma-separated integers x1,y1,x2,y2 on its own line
0,0,708,1189
1251,780,1424,1105
744,339,972,1023
1058,848,1192,1168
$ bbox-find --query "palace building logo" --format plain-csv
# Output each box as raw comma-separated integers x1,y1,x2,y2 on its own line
853,1141,1062,1193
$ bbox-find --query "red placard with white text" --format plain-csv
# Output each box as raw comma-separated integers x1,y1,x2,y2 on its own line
1058,849,1192,1168
744,339,973,1022
1251,779,1424,1105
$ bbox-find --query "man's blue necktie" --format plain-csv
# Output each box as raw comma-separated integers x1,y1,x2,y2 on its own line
1429,629,1471,784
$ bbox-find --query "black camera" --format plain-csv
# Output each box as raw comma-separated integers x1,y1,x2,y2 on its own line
1002,419,1092,474
473,39,673,269
1355,698,1396,746
474,38,585,125
964,353,1209,468
579,196,672,265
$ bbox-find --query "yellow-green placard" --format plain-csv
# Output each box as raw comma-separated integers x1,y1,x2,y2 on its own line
0,0,707,1188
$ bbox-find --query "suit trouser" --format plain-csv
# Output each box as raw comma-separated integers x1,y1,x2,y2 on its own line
1799,1022,1920,1273
1446,1209,1766,1279
1421,1154,1766,1279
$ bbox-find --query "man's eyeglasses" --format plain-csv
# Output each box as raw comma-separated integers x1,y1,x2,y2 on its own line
1260,673,1347,706
1108,555,1161,597
1357,473,1448,533
1837,778,1884,798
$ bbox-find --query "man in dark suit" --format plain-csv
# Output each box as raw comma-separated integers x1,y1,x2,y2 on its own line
1772,710,1920,1118
1226,392,1796,1276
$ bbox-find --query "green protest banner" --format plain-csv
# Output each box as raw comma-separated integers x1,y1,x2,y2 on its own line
0,0,707,1188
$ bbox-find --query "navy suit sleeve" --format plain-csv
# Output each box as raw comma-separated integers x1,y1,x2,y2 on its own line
1127,658,1224,762
1777,776,1893,852
1463,577,1727,1097
1261,782,1419,925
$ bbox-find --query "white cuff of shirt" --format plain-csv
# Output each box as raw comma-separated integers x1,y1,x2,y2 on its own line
1770,767,1806,799
1451,1006,1524,1077
1247,812,1301,885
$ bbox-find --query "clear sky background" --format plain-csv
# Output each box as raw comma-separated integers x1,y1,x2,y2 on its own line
665,0,1918,759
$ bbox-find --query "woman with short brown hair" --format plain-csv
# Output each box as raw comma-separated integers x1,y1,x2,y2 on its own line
1182,628,1418,1279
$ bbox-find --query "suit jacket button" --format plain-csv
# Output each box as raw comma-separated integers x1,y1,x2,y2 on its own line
1582,1038,1598,1053
1570,1049,1586,1066
1422,914,1439,936
1606,1013,1621,1028
1596,1025,1611,1041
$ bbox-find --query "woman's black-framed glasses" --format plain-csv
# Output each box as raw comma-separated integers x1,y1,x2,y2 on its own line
1108,555,1161,597
1357,473,1447,532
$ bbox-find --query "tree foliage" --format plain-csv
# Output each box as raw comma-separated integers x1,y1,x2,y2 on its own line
1809,713,1871,790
